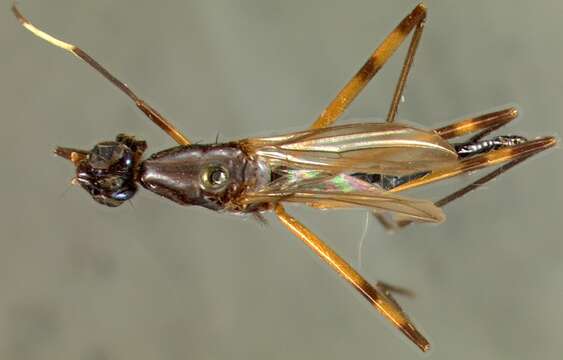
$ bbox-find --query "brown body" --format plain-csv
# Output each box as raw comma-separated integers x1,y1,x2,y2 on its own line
14,2,556,352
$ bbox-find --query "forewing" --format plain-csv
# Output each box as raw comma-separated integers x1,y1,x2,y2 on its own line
243,174,445,223
242,123,458,176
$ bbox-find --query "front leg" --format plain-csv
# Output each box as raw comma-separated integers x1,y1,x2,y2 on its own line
12,2,191,146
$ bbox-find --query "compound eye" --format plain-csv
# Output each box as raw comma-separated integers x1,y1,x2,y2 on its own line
200,164,229,192
89,142,132,170
112,188,135,201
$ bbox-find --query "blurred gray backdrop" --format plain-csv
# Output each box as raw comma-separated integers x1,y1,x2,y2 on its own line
2,1,562,359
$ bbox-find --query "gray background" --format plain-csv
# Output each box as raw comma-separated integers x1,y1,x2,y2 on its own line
1,0,562,359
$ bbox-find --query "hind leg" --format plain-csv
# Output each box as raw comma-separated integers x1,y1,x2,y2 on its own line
373,108,555,230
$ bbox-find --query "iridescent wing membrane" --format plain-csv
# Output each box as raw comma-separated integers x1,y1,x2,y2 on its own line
241,122,458,223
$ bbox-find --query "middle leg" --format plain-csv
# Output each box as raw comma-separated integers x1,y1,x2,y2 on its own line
311,4,427,129
274,203,430,352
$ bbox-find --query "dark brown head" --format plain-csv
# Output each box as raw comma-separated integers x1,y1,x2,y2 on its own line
56,134,147,207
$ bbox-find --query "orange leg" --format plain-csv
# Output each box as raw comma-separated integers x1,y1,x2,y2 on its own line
390,137,555,193
274,204,430,352
386,10,425,124
374,107,521,230
12,2,190,145
311,4,427,129
381,136,556,229
373,107,554,229
434,107,519,140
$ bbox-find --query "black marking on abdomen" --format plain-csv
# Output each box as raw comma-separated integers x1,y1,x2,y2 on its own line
352,172,428,190
353,135,528,190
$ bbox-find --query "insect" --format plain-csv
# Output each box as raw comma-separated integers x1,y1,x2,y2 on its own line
13,2,556,352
